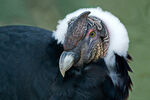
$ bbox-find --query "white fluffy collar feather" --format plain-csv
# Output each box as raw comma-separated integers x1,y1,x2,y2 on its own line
53,7,129,81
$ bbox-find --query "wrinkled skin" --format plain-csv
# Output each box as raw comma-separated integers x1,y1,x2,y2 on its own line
59,11,109,77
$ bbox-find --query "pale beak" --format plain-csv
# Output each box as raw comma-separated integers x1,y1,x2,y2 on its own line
59,51,75,77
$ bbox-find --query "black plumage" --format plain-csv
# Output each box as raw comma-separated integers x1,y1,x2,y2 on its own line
0,25,132,100
0,25,62,100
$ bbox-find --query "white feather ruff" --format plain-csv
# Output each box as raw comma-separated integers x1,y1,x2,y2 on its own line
53,7,129,85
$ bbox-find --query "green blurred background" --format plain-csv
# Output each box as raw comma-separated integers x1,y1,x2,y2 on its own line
0,0,150,99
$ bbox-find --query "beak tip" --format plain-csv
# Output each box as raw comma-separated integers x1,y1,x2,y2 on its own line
62,74,65,78
60,70,65,78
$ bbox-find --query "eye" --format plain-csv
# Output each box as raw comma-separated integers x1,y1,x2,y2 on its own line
89,31,96,38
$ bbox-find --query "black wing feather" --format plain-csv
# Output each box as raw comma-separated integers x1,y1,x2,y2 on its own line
115,54,133,99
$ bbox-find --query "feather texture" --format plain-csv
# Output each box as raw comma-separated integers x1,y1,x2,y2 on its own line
0,25,132,100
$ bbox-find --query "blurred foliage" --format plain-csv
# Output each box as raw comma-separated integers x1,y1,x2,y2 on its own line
0,0,150,100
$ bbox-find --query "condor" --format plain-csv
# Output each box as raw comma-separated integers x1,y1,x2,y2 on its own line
0,7,132,100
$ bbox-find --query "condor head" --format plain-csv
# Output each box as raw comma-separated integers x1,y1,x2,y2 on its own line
59,11,109,77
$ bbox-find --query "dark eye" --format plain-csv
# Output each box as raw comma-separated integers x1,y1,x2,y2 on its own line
89,31,96,37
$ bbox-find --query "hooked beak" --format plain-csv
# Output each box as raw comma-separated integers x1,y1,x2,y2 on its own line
59,51,76,77
59,11,91,78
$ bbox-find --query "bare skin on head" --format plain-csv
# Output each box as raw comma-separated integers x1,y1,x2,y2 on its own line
59,11,110,77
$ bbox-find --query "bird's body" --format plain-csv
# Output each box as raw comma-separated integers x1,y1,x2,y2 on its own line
0,25,61,100
0,26,106,100
0,7,132,100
